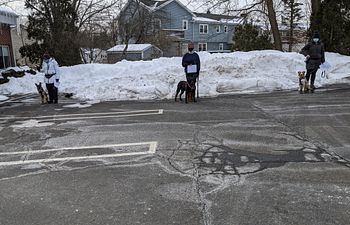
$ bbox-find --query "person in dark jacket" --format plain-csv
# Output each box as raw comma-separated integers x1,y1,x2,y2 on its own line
300,31,325,90
182,42,200,85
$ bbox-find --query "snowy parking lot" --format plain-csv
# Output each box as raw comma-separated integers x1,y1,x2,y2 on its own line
0,85,350,225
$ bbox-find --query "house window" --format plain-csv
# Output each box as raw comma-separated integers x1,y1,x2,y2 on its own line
0,46,10,69
198,43,207,51
153,19,161,31
216,25,220,33
199,24,208,34
224,25,228,33
182,20,188,30
219,43,224,50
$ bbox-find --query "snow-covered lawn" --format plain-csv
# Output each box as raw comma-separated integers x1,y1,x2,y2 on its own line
1,50,349,102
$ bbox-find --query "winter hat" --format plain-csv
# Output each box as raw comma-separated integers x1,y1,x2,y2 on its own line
313,31,320,39
43,52,50,60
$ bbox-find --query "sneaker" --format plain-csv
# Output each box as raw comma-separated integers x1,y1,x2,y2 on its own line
310,84,315,90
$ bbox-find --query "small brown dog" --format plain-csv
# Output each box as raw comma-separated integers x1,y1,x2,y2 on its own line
298,71,309,93
175,80,196,103
35,82,48,104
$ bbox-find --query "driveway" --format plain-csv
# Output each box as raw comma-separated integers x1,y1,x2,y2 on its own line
0,84,350,225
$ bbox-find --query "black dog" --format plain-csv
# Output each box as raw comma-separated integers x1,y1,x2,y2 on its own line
35,82,48,104
175,80,196,103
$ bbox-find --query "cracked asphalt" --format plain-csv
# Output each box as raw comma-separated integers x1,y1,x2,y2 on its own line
0,84,350,225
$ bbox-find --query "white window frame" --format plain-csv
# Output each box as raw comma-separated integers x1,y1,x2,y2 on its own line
182,20,188,30
0,45,10,69
199,24,208,34
153,19,161,30
198,43,207,52
219,43,224,50
216,25,220,33
224,25,228,33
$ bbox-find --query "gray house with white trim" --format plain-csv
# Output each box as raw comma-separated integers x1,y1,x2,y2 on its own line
120,0,242,56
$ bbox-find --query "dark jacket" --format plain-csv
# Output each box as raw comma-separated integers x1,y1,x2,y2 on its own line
182,52,200,76
300,41,325,70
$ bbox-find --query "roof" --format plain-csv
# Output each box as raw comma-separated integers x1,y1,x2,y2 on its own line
194,12,239,21
0,6,18,17
139,0,169,8
107,44,153,52
193,13,243,25
0,6,18,25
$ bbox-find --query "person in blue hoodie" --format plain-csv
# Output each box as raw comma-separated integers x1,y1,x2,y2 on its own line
182,42,200,85
300,31,325,90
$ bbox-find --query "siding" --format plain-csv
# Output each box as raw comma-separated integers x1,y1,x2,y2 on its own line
121,0,237,54
155,1,236,51
157,1,192,30
191,22,235,45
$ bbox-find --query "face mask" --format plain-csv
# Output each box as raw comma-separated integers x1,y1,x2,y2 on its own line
313,38,319,43
188,48,194,52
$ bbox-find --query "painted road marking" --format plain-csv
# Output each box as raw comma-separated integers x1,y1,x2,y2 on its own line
0,94,37,105
0,109,164,122
0,141,157,166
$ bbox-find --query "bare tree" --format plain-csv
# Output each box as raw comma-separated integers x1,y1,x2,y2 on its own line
21,0,118,65
117,0,167,59
226,0,282,50
265,0,282,50
310,0,321,32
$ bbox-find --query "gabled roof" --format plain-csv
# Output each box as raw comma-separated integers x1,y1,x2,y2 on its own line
136,0,195,16
107,44,153,52
194,12,238,21
139,0,169,8
0,6,18,25
193,12,243,25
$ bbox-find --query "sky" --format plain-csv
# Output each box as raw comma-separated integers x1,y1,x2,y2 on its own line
7,0,249,16
1,50,349,102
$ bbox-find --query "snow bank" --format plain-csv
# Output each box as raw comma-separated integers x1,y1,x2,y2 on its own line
0,51,349,101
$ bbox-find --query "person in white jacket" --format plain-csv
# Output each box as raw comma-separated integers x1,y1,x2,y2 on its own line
41,53,60,104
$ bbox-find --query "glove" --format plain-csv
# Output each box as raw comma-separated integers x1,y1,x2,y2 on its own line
56,79,59,82
36,65,41,71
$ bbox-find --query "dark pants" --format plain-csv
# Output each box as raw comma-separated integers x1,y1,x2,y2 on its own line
46,83,58,103
186,75,197,85
306,69,318,86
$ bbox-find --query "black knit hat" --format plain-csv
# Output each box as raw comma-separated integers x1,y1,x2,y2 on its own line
313,31,320,39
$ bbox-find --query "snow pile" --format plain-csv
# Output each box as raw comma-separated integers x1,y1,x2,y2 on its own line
0,51,349,101
0,95,8,101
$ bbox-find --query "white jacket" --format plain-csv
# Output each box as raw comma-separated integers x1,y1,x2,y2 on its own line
41,58,60,87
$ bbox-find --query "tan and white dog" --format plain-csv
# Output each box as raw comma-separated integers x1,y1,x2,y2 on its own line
298,71,309,93
35,82,49,104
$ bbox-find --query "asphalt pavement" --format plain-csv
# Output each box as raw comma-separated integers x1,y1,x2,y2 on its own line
0,84,350,225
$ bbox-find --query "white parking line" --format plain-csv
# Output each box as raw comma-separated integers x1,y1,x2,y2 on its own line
0,141,158,166
0,109,164,121
0,94,37,105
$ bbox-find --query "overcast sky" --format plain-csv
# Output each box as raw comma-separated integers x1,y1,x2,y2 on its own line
7,0,250,16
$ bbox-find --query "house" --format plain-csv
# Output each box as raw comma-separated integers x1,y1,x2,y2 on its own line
11,23,36,66
107,44,163,63
119,0,242,56
0,6,18,69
